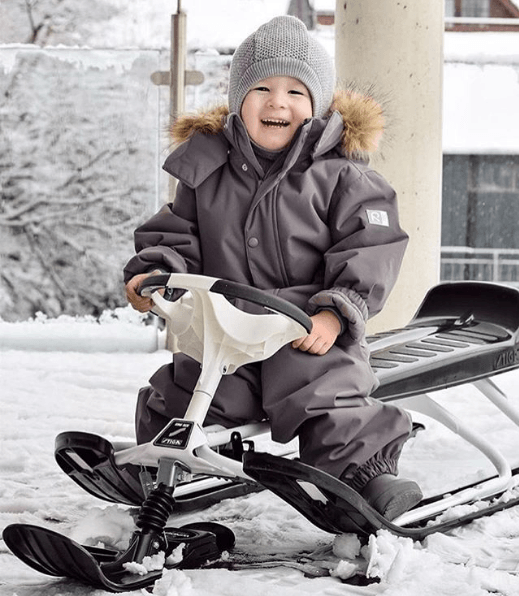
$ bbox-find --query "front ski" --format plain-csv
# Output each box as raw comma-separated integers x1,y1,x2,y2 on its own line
55,431,261,508
243,451,519,540
3,521,234,592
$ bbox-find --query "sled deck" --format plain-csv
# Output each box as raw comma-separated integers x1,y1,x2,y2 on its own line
237,282,519,537
369,281,519,401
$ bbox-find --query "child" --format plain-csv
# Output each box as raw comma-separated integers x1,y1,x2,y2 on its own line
125,15,422,520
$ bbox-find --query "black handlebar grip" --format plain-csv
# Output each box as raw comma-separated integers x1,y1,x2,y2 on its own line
210,279,312,334
138,274,312,333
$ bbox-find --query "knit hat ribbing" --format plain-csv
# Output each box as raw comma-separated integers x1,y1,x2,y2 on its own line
228,15,335,119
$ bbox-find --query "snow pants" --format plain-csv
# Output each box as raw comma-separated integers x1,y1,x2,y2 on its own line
135,340,412,489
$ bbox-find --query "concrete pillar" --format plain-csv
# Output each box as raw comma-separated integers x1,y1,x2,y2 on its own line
335,1,444,332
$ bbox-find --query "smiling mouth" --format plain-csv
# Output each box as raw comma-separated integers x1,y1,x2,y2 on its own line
261,119,290,128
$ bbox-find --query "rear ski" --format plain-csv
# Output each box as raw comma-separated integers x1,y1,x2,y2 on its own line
243,452,519,540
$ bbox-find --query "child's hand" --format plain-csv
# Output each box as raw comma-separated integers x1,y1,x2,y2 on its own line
125,271,163,313
291,310,341,356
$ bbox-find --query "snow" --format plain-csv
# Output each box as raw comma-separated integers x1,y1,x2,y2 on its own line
0,308,160,352
0,45,150,75
2,315,519,595
444,31,519,63
443,60,519,154
85,0,292,52
443,32,519,154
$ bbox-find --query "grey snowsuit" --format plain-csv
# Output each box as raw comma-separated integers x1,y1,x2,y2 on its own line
124,91,412,488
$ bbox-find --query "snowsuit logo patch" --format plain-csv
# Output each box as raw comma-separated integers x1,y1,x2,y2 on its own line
366,209,389,227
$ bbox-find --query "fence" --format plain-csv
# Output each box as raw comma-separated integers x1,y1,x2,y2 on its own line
441,246,519,286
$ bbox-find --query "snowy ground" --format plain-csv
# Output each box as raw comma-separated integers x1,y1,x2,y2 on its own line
2,313,519,595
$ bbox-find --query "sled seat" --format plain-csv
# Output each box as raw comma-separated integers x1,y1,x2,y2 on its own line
369,282,519,401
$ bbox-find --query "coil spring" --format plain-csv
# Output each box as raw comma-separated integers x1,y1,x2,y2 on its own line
136,486,175,533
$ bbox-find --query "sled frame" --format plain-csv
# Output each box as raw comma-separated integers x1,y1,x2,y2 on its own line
113,276,519,531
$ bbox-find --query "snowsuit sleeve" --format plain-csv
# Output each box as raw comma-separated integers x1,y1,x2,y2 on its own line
306,167,408,341
123,183,201,283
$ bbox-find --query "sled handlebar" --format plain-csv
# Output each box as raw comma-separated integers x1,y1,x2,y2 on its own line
139,273,313,334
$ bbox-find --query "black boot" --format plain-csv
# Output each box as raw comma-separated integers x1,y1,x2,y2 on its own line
361,474,423,521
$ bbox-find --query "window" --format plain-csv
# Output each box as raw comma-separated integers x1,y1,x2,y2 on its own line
445,0,490,17
445,0,456,17
463,0,490,17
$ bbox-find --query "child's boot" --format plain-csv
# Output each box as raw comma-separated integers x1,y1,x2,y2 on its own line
361,474,423,521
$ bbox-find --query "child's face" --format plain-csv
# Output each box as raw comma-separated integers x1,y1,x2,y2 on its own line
241,76,313,151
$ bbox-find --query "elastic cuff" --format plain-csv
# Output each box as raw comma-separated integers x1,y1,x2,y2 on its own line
307,288,368,342
345,457,399,492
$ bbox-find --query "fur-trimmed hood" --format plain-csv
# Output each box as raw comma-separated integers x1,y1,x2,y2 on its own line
169,89,385,158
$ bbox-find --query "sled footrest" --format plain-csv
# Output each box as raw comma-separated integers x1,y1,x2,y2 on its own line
55,431,150,505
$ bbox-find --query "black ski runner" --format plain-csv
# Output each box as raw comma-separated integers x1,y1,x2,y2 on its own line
2,524,377,589
5,455,519,591
2,522,234,592
242,451,519,540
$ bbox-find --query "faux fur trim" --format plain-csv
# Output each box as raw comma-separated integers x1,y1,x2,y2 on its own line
330,90,385,156
169,89,385,156
169,105,229,145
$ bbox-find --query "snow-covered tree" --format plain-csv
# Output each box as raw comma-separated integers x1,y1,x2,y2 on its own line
0,0,118,46
0,48,161,321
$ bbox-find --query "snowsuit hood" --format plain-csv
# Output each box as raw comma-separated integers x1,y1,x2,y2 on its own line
169,89,386,160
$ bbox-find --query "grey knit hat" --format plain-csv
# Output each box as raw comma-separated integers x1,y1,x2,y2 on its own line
228,15,335,118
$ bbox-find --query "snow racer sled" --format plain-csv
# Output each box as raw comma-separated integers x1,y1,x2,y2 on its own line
5,273,519,592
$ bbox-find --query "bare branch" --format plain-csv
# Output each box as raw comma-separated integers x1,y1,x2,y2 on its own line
57,148,127,190
24,0,44,44
24,223,68,295
0,193,124,226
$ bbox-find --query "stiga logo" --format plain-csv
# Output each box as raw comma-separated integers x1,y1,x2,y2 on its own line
495,349,519,370
154,420,193,449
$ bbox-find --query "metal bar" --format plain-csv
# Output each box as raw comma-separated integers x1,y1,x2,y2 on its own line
170,1,186,121
445,17,519,26
393,392,512,526
474,378,519,427
168,4,186,203
440,246,519,286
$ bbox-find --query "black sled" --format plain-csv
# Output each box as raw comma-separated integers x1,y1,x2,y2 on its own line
5,274,519,591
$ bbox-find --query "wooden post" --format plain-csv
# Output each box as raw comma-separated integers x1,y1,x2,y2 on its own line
150,2,204,198
149,2,204,351
150,2,203,202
